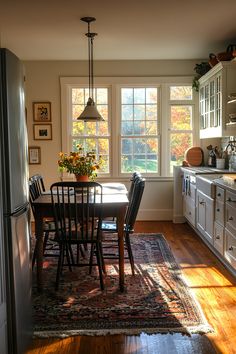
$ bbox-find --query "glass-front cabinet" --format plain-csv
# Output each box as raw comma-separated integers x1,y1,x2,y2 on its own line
199,61,236,138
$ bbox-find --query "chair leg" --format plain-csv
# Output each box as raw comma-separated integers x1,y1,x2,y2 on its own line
96,243,104,291
89,244,95,274
55,243,64,290
43,231,49,252
99,242,106,274
125,233,135,275
65,244,72,272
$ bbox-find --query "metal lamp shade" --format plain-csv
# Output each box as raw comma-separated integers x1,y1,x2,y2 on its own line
77,97,104,122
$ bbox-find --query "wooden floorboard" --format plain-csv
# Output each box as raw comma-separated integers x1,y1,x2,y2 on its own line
26,221,236,354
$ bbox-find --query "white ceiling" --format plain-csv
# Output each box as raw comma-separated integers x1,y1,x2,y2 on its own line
0,0,236,61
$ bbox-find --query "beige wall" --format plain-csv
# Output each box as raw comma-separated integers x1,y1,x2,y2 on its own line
24,59,199,220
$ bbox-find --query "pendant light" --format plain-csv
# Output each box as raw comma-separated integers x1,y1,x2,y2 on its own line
77,17,104,122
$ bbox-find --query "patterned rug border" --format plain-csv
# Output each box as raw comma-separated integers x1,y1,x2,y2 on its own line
33,233,214,338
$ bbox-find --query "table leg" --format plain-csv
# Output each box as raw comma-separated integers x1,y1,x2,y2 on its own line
34,211,44,291
117,206,126,292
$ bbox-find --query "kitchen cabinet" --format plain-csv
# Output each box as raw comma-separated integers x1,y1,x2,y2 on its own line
182,173,196,227
199,60,236,138
196,190,214,244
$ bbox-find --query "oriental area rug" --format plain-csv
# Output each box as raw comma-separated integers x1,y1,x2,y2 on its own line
32,233,213,338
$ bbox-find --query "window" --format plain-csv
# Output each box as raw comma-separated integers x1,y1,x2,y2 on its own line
70,87,110,173
120,87,159,174
61,77,198,178
168,86,194,175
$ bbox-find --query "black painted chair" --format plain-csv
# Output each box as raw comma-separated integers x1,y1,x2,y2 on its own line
101,177,145,275
50,181,105,290
29,174,57,268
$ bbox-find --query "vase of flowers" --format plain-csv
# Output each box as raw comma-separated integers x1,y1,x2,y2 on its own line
58,145,103,181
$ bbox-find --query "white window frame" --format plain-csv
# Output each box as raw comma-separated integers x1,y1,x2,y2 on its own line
166,84,198,175
60,76,199,179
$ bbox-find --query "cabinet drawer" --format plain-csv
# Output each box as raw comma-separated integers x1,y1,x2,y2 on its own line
216,186,225,202
214,222,224,255
226,203,236,232
225,228,236,269
226,190,236,205
215,200,224,226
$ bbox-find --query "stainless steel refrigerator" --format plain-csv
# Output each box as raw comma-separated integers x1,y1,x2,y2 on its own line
0,48,32,354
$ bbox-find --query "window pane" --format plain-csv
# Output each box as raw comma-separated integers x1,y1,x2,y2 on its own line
170,133,193,174
146,121,157,135
72,104,83,119
96,88,108,104
86,122,96,135
134,88,145,103
146,105,157,120
72,121,84,135
122,105,133,120
97,105,108,120
170,106,192,130
146,88,157,103
134,121,145,135
121,139,132,154
97,121,108,136
122,88,133,104
122,121,133,135
134,105,145,120
170,86,192,100
72,88,84,104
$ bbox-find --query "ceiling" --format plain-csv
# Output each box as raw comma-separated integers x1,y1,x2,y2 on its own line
0,0,236,61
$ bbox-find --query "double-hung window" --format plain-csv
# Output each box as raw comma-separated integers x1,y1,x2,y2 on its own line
168,85,195,175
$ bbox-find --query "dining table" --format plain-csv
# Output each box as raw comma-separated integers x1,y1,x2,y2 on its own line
32,182,129,292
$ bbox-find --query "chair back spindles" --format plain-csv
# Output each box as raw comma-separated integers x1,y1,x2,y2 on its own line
50,181,104,290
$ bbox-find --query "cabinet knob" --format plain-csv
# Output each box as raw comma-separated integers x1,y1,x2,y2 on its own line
229,216,234,221
229,246,234,251
217,193,221,197
216,208,220,212
189,212,191,215
216,235,220,240
199,201,205,205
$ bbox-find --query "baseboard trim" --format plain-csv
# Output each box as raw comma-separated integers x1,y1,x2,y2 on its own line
137,209,173,221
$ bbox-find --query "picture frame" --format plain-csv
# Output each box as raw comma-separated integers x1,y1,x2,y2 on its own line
29,146,41,165
33,102,51,122
33,124,52,140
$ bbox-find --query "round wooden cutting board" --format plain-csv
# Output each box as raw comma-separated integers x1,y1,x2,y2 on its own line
184,147,204,166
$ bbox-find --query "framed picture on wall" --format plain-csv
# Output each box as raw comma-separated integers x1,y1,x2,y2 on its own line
33,124,52,140
33,102,51,122
29,146,41,164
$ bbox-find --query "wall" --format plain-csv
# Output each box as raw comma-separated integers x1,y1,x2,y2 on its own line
24,59,199,220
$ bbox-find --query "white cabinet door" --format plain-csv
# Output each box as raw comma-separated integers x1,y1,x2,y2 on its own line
196,190,214,244
199,61,236,138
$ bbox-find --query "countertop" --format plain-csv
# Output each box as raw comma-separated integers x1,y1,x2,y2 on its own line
213,177,236,193
181,166,234,174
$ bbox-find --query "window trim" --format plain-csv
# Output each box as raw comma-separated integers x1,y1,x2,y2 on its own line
60,76,199,178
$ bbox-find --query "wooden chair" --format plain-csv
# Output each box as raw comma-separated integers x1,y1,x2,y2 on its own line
101,177,145,275
29,174,57,268
50,181,105,291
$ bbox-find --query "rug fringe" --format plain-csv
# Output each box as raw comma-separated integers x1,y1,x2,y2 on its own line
33,324,214,338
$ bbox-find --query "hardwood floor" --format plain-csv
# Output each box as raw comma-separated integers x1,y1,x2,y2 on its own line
27,221,236,354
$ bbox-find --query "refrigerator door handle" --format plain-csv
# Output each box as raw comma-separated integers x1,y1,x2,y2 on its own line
9,202,29,217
